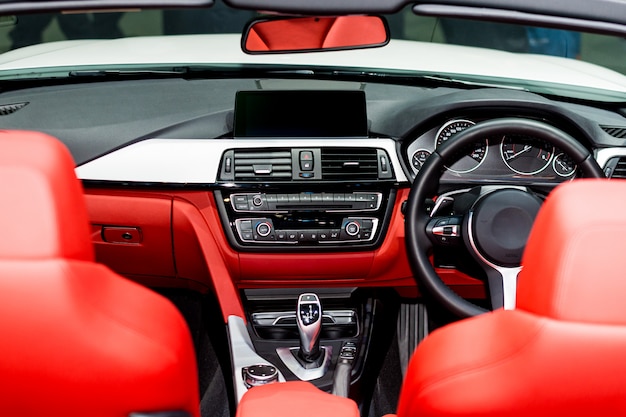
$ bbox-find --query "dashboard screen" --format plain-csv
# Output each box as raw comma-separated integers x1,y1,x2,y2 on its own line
233,90,368,137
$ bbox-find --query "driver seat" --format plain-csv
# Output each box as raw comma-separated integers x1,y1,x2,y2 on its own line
0,131,199,416
397,179,626,416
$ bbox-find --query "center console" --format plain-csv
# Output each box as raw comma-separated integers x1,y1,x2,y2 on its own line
215,146,397,251
221,90,402,404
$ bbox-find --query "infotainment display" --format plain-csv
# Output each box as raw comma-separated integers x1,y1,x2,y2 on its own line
233,90,368,137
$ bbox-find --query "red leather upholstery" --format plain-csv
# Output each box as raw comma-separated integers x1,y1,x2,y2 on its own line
236,381,359,417
0,131,199,417
396,179,626,417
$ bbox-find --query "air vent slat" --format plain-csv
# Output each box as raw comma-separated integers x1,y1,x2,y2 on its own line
321,148,379,180
233,149,293,181
612,159,626,178
0,102,28,116
601,125,626,139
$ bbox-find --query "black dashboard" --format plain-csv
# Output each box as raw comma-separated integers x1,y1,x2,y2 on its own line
0,77,625,190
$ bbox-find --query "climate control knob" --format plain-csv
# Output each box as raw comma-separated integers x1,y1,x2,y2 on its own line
345,221,360,236
256,222,272,237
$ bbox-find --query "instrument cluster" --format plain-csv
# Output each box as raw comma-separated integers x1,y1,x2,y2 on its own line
407,119,577,181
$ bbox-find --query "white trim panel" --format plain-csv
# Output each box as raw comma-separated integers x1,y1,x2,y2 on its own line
227,315,286,403
75,137,408,183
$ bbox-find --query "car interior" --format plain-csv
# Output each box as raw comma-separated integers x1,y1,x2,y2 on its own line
0,0,625,416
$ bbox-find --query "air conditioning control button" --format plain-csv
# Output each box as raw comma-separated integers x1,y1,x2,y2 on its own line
256,222,272,237
345,221,360,236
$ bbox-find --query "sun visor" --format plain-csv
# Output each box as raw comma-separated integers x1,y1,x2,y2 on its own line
225,0,407,14
0,0,213,14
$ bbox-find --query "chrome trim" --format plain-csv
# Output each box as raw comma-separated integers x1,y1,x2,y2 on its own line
432,224,460,237
466,211,520,310
251,310,357,327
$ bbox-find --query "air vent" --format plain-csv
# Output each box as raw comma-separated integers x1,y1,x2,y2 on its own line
606,157,626,179
601,126,626,139
233,149,292,181
321,148,379,181
0,102,28,116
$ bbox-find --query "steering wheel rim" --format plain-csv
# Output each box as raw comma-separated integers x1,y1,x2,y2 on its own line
405,117,604,318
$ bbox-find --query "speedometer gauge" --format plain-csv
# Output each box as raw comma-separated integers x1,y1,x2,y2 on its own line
435,119,488,174
500,135,554,175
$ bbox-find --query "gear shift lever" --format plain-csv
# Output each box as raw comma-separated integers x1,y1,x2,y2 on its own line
276,292,332,380
296,293,322,362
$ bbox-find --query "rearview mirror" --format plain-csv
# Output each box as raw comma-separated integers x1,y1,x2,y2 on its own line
242,15,389,54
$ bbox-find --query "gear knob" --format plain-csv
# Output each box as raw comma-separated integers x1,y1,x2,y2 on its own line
297,293,322,361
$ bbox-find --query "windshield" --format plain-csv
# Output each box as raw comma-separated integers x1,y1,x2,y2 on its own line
0,4,624,102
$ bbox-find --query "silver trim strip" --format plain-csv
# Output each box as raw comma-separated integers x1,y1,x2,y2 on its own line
467,211,520,310
227,315,285,403
596,147,626,171
251,310,357,326
75,138,408,183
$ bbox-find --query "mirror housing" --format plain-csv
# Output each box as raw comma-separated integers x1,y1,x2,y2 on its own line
242,15,389,54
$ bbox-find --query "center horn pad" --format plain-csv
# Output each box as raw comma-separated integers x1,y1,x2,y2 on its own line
470,189,542,267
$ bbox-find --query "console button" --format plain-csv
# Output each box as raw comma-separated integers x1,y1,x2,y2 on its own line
345,221,360,236
299,151,314,171
240,220,253,231
252,195,264,207
256,222,272,237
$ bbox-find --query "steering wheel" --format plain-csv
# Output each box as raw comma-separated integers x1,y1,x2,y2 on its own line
405,118,605,318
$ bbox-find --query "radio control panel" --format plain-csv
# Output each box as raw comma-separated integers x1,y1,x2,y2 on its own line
215,189,393,251
230,192,382,213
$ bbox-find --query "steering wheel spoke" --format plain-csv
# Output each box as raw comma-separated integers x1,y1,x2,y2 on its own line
485,265,521,310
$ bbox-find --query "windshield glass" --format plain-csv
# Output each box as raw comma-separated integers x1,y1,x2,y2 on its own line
0,4,624,102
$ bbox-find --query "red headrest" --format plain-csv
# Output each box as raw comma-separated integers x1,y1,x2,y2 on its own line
0,131,93,261
517,179,626,325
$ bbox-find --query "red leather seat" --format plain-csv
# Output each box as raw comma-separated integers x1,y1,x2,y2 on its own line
397,179,626,417
0,131,199,417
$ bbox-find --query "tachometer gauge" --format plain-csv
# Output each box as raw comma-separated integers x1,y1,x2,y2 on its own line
500,135,554,175
411,149,432,172
553,152,576,177
435,119,488,174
